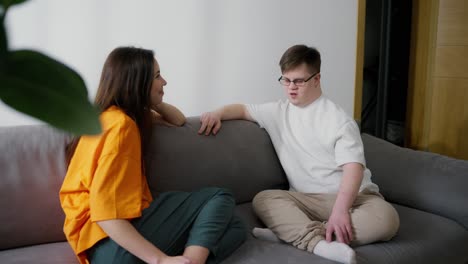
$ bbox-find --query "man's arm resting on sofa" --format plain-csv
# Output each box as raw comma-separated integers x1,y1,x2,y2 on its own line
198,104,253,135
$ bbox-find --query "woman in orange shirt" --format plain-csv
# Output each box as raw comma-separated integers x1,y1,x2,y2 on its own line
60,47,246,264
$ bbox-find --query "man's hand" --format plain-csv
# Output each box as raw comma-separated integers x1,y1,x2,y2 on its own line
326,162,363,244
198,104,253,135
326,209,353,244
199,111,222,135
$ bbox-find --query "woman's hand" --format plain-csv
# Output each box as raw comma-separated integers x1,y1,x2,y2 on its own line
97,219,170,264
151,111,175,127
158,256,192,264
153,102,186,126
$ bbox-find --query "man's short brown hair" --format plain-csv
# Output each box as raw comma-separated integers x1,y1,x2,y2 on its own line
279,45,321,74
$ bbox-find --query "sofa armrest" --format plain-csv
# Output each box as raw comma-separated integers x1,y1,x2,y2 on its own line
362,133,468,230
0,125,72,249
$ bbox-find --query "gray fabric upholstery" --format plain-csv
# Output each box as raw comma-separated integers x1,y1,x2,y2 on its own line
230,203,468,264
223,238,337,264
362,133,468,230
0,242,76,264
0,126,71,250
145,117,288,204
354,204,468,264
1,123,468,263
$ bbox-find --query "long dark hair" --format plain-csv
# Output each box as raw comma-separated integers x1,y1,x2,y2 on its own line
67,47,155,173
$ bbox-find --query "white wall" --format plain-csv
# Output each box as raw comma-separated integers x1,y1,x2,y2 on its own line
1,0,358,126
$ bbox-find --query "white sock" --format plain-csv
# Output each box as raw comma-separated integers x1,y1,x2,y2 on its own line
252,227,282,243
313,240,356,264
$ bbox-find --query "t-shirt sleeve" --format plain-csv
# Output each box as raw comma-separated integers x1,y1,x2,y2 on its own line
89,123,144,222
245,101,279,129
334,120,367,167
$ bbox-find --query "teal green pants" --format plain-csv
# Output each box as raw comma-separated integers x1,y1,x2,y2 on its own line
88,187,246,264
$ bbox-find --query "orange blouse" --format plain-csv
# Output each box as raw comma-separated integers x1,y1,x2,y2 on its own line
59,106,153,264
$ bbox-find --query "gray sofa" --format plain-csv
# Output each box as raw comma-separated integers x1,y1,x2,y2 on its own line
1,117,467,264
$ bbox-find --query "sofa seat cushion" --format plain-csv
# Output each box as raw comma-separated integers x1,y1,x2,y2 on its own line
231,203,468,264
0,242,77,264
222,203,336,263
362,133,468,230
224,238,339,264
355,204,468,264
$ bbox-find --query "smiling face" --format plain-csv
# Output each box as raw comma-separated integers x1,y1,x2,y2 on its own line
150,59,167,108
281,63,321,107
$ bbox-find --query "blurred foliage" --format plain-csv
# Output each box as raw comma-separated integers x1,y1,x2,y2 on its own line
0,0,101,135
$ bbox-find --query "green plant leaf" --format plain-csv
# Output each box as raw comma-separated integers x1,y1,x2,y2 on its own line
0,50,102,135
1,10,6,63
0,17,5,50
1,0,29,54
0,0,28,9
0,22,5,57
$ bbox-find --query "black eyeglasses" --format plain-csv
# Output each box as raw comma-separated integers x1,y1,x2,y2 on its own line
278,72,320,86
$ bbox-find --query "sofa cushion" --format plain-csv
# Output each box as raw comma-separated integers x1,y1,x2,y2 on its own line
232,203,468,264
362,133,468,230
354,204,468,264
0,242,77,264
223,238,337,264
0,126,71,250
146,118,288,204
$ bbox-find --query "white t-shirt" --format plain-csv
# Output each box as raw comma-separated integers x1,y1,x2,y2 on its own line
246,95,379,194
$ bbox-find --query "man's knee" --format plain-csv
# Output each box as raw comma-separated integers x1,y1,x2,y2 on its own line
379,203,400,241
252,189,289,211
352,200,400,245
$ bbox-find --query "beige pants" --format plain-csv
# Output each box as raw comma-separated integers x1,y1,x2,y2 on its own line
252,189,400,252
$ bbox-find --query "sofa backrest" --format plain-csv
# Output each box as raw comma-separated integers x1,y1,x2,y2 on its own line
0,125,71,250
145,117,288,204
0,119,286,249
362,133,468,230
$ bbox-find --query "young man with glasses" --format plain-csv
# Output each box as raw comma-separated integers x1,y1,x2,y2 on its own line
198,45,399,264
